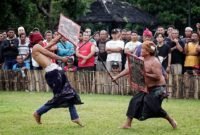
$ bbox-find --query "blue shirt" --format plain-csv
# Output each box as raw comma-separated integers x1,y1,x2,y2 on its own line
12,62,30,71
135,45,142,57
57,41,75,57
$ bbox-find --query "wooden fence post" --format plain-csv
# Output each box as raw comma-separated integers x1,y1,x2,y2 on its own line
0,70,199,99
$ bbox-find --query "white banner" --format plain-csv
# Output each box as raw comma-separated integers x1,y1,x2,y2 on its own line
58,14,80,46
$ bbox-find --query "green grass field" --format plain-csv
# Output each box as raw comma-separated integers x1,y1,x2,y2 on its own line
0,91,200,135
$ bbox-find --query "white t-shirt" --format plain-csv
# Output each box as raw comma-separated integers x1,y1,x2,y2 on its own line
125,41,141,53
106,40,124,62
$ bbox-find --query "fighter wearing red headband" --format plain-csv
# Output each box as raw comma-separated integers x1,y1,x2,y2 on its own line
30,32,83,126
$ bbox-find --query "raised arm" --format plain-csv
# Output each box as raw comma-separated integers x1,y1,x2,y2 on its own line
33,44,67,62
44,34,62,49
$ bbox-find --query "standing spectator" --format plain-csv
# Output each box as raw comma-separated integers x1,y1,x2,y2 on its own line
181,27,193,45
85,28,99,70
53,31,59,38
154,26,166,44
155,33,171,71
43,30,53,47
96,30,108,71
156,26,165,35
106,29,124,72
184,32,199,74
2,31,7,40
17,26,26,36
124,31,141,54
169,29,185,74
196,44,200,74
120,29,129,70
18,33,30,68
43,30,56,64
85,28,96,45
56,37,75,68
125,30,132,42
121,29,127,43
94,32,100,43
73,31,83,67
12,55,30,77
78,31,83,43
165,25,175,45
1,28,19,70
17,26,30,45
76,32,96,71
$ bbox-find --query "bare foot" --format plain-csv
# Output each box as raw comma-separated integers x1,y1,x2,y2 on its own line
119,124,131,129
33,112,42,124
72,119,84,127
169,119,177,129
119,121,131,129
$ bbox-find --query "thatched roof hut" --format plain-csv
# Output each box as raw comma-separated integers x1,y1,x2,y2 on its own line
77,0,157,26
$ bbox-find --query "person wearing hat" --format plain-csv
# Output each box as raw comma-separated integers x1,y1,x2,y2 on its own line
31,32,83,126
134,28,153,57
105,28,124,72
112,41,177,129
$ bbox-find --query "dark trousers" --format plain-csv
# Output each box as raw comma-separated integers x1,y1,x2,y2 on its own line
36,104,79,120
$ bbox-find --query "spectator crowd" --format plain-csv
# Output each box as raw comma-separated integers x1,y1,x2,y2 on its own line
0,24,200,76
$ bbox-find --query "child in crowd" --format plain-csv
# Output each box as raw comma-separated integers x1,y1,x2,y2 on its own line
64,57,77,72
12,55,30,77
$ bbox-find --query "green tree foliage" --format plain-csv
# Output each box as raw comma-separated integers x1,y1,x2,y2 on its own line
124,0,200,29
0,0,199,33
0,0,92,33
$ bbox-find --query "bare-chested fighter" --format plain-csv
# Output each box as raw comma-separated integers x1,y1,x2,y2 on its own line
113,41,177,129
30,32,83,126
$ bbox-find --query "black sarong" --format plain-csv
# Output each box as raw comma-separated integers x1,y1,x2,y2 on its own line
127,86,167,121
44,69,83,108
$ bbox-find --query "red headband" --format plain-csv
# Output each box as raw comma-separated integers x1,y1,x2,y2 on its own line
29,32,43,46
143,28,152,37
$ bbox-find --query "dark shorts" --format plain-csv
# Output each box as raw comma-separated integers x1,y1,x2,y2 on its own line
45,69,83,108
127,86,168,120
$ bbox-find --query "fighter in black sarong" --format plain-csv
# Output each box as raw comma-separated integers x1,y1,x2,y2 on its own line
113,41,177,129
30,32,83,126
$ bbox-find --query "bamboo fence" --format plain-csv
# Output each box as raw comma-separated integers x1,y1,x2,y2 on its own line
0,70,199,99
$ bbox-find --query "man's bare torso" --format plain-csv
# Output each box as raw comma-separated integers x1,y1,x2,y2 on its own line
32,44,52,69
144,56,166,88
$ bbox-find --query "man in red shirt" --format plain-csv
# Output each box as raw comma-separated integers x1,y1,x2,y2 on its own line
76,32,96,71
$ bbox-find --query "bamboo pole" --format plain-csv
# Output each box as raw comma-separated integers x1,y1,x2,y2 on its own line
0,70,3,90
168,74,173,98
33,70,40,92
194,75,199,99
